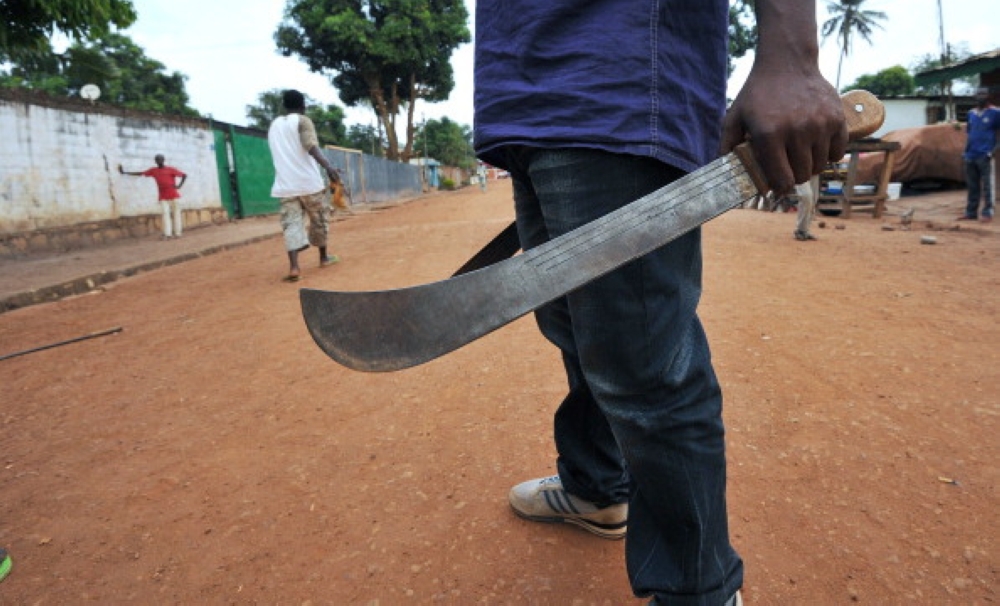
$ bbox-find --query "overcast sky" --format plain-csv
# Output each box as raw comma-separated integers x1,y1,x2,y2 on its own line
117,0,995,130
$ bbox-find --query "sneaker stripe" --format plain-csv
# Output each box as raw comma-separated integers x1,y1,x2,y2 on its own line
566,517,628,540
558,490,582,515
579,518,627,531
543,489,580,515
510,476,628,540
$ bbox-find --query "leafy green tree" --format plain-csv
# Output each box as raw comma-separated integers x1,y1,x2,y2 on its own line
844,66,914,97
727,0,757,78
244,90,285,130
0,47,70,94
0,0,136,58
345,123,384,157
95,33,196,115
245,89,348,147
821,0,888,89
0,32,199,116
414,117,473,169
274,0,471,162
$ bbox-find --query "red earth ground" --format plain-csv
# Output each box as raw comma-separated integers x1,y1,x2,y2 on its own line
1,180,997,604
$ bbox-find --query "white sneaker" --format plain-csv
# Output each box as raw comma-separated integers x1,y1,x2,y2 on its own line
508,475,627,540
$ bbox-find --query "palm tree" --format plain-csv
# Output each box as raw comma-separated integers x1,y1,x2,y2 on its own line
821,0,888,89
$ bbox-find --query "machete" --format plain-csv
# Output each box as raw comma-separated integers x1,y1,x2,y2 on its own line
451,220,520,277
301,90,884,372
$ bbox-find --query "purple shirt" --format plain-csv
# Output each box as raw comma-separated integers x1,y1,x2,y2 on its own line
474,0,729,174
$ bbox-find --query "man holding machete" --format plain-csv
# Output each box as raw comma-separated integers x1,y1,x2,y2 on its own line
474,1,847,604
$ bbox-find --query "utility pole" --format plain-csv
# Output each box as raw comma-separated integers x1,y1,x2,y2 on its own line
422,114,429,189
937,0,954,121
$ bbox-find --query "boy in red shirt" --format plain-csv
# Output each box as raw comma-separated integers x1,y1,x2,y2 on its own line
120,154,187,238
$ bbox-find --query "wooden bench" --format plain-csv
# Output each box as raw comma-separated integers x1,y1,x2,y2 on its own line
817,140,902,218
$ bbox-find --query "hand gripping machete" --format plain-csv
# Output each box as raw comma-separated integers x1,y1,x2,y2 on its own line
301,91,885,372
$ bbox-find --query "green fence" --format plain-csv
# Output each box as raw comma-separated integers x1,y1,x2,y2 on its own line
211,120,423,219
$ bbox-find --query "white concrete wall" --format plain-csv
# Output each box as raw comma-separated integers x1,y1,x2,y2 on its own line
876,99,930,137
0,98,222,234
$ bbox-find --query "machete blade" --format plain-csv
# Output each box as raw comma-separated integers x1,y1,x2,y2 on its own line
302,91,884,372
451,220,520,277
301,152,758,371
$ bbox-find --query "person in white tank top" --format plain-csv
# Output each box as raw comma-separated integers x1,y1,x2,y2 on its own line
267,89,342,282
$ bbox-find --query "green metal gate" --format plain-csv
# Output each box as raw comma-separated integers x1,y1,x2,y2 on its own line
212,122,280,218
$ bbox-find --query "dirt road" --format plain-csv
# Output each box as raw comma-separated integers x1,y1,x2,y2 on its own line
1,181,997,604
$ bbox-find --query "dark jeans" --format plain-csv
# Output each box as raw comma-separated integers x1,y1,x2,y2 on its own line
502,146,743,604
965,155,995,218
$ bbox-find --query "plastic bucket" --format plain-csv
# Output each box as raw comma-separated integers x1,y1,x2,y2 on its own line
887,182,902,201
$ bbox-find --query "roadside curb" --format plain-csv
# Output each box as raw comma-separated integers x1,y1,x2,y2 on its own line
0,232,280,314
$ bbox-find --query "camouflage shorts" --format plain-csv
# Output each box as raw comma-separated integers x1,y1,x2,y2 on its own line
280,191,330,252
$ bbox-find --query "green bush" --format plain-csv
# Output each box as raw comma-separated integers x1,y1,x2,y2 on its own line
440,177,456,190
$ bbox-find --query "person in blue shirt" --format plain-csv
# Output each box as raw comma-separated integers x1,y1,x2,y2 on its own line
960,88,1000,223
474,1,847,604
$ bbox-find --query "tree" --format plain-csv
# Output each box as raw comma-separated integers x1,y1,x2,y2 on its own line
274,0,471,163
727,0,757,78
910,45,976,95
844,66,914,97
0,46,72,95
345,123,384,157
0,0,136,58
244,90,286,131
414,117,473,169
0,32,199,116
820,0,887,90
95,33,197,115
245,89,348,147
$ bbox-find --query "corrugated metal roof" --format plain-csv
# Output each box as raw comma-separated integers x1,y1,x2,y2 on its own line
914,48,1000,86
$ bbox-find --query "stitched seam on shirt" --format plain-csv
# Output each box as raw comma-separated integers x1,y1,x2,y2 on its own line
648,0,660,158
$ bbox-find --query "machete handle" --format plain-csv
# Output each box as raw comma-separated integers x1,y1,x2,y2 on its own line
840,89,886,140
734,89,885,195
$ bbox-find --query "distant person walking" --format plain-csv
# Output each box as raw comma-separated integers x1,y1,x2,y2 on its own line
267,89,341,282
793,175,821,241
961,87,1000,223
119,155,187,238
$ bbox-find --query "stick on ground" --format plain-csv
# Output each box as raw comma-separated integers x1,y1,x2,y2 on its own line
0,327,123,362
